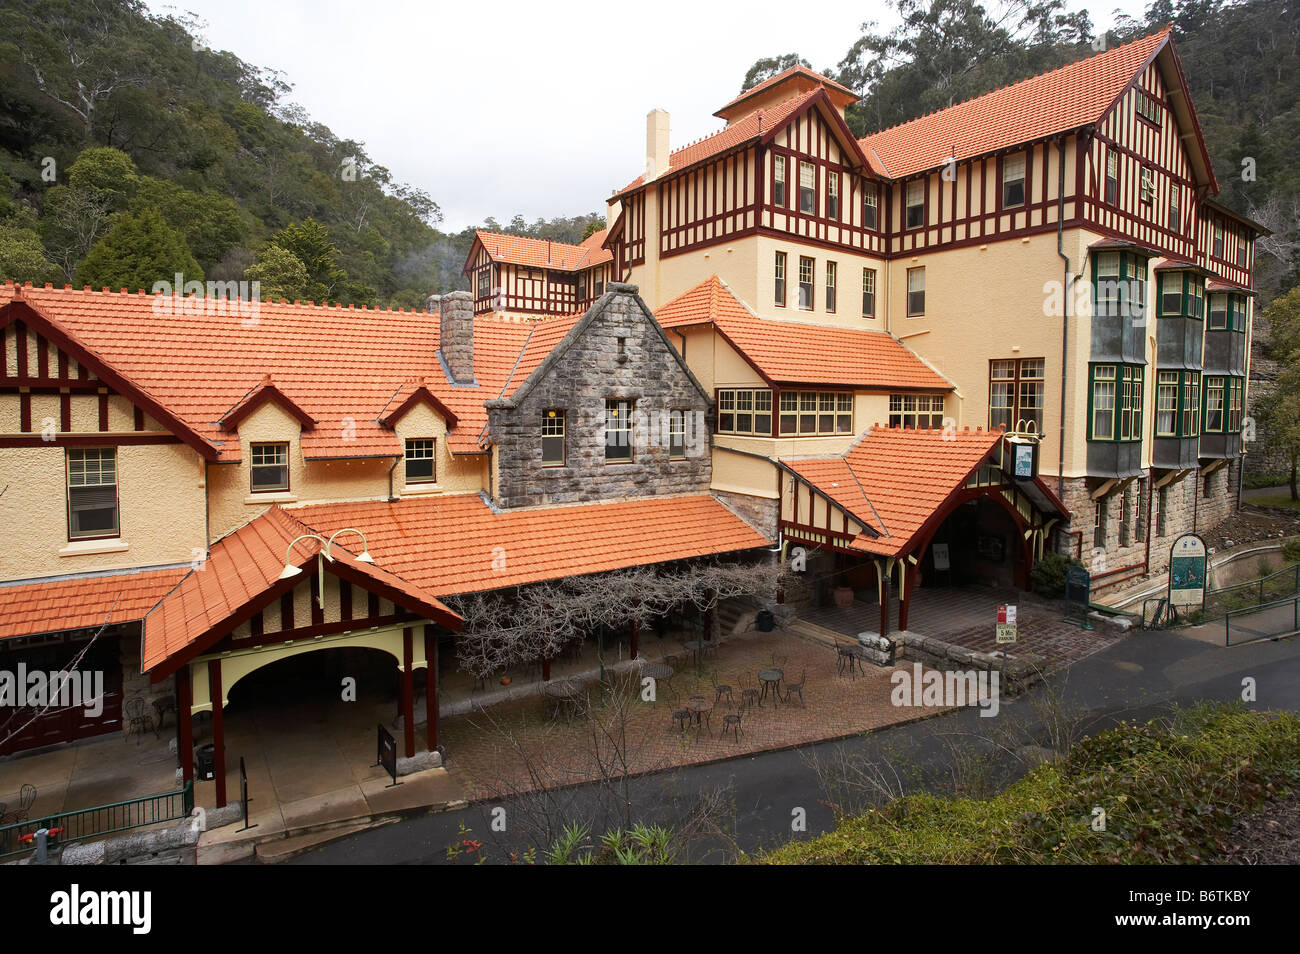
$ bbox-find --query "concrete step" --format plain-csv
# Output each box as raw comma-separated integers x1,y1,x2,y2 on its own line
717,598,757,636
254,818,390,864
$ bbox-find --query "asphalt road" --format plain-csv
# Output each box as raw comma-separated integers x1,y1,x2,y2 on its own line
290,624,1300,865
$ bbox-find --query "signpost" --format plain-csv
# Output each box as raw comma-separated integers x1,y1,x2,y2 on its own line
375,724,401,788
995,604,1018,644
1064,564,1093,630
1167,533,1208,618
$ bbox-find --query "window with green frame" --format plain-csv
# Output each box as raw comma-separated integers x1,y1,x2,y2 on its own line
1092,251,1147,320
1210,293,1250,332
1230,295,1247,332
1089,364,1144,441
1159,271,1204,319
1155,369,1201,438
1202,376,1245,433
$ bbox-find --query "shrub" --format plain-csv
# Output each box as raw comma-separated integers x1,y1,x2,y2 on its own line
1030,552,1083,598
1282,537,1300,565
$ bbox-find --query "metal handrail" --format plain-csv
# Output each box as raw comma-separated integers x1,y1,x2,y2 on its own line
1225,595,1300,646
0,781,193,860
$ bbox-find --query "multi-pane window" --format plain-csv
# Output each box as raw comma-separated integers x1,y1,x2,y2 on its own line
825,261,837,313
1091,365,1116,439
798,256,814,310
778,391,851,436
605,399,633,461
1089,365,1143,441
1231,295,1247,332
404,438,436,483
889,394,945,429
1156,485,1169,536
67,448,118,539
906,267,925,316
250,442,289,492
862,187,878,230
773,155,787,207
1203,377,1225,433
1227,377,1244,431
1140,166,1155,205
827,173,840,219
477,268,490,300
1105,151,1119,205
1188,278,1204,319
862,268,877,317
1156,370,1201,438
1095,252,1121,317
774,252,786,307
1160,271,1204,319
1236,238,1248,268
717,389,772,436
1208,293,1228,330
1094,497,1108,549
989,358,1045,434
541,409,565,465
905,179,925,229
1168,186,1180,233
798,161,815,214
668,410,686,459
1002,153,1026,208
1213,221,1225,259
1136,93,1161,125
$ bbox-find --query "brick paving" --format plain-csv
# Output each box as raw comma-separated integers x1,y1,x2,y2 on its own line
803,586,1122,668
440,627,950,801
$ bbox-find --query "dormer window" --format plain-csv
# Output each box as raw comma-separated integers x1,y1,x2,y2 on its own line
250,442,290,492
404,438,436,483
1001,153,1026,208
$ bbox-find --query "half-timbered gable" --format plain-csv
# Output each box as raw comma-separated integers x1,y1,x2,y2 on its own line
464,230,613,317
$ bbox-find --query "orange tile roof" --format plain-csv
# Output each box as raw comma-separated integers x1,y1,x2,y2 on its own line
782,426,1004,556
0,566,189,641
656,276,950,390
141,506,460,674
498,310,586,398
5,283,538,458
714,66,857,119
472,230,612,271
285,493,771,597
616,88,874,196
859,28,1170,178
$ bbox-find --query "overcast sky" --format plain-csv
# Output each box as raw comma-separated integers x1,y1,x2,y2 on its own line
148,1,1151,231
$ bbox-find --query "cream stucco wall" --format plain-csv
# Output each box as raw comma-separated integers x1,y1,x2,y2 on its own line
0,441,207,582
886,229,1092,477
627,237,760,312
206,400,487,541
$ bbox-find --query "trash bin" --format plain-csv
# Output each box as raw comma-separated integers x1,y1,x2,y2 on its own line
756,610,775,632
196,744,215,781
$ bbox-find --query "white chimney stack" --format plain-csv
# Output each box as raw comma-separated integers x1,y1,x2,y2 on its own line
646,108,670,182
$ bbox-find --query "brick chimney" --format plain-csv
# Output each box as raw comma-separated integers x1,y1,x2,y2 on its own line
646,108,670,182
438,290,475,385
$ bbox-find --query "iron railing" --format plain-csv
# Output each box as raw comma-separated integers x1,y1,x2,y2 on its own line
0,781,193,860
1225,596,1300,647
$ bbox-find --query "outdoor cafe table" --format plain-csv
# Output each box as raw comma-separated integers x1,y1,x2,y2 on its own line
758,668,783,707
686,696,713,733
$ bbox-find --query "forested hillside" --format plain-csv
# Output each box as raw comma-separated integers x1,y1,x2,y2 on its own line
0,0,602,307
743,0,1299,300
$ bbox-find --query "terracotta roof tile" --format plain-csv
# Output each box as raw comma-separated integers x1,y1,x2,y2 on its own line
473,230,612,270
6,284,539,459
656,277,950,390
714,66,857,119
0,566,189,640
859,28,1170,178
783,426,1004,556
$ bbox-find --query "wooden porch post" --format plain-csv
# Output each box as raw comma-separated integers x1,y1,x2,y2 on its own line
878,569,889,638
176,665,193,783
424,625,438,753
402,627,415,759
208,659,226,808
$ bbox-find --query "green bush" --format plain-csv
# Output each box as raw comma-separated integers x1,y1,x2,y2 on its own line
758,703,1300,865
1283,538,1300,565
1030,552,1083,598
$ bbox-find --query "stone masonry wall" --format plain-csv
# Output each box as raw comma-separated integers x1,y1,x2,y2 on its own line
488,285,713,508
712,490,779,541
1055,460,1241,593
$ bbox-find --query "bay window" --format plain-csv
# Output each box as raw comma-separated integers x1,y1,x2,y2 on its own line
1089,364,1144,441
717,389,772,436
778,390,852,436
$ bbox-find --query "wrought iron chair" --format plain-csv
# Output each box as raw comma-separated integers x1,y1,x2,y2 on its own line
671,709,691,733
711,670,733,706
783,669,807,708
721,707,744,742
12,784,36,823
738,670,760,711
